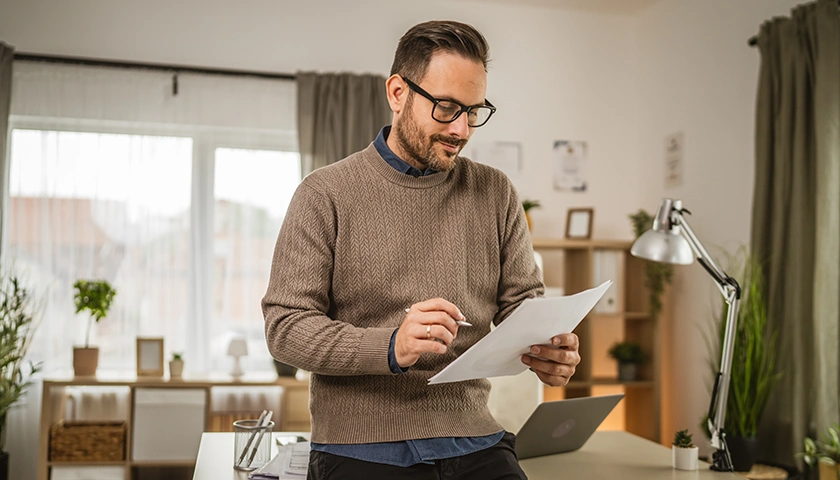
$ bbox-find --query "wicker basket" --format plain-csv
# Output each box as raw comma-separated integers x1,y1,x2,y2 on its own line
50,421,126,462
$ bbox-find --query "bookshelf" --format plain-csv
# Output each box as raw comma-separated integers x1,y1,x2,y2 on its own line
532,238,663,443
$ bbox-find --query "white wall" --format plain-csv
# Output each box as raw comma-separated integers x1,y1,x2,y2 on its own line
0,0,807,476
633,0,803,454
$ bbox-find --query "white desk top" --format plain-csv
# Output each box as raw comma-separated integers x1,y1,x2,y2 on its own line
194,431,744,480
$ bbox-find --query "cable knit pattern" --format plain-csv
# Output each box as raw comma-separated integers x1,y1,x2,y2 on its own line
262,143,543,444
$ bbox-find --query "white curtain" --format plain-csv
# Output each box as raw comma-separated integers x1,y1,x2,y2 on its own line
4,61,298,480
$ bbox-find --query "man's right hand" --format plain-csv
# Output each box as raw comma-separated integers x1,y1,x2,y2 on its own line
395,298,465,368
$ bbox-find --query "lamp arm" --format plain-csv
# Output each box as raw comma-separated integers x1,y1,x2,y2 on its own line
671,208,742,472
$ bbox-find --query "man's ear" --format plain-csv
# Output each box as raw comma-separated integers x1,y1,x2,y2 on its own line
385,74,407,113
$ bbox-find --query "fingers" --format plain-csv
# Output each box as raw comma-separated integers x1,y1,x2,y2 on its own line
395,298,464,368
521,341,581,387
550,333,579,350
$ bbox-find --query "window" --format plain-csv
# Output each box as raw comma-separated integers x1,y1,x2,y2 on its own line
6,128,301,373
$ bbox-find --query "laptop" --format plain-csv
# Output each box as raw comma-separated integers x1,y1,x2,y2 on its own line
514,393,624,460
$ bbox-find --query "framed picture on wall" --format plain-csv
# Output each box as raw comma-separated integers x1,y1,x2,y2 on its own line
565,208,594,239
136,337,164,377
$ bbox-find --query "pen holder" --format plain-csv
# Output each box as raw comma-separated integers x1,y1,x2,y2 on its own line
233,419,275,471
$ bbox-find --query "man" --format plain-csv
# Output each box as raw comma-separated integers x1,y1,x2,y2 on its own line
262,20,581,479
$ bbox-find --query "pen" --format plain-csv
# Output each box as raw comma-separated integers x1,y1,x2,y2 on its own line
404,308,472,326
245,410,273,468
237,410,267,466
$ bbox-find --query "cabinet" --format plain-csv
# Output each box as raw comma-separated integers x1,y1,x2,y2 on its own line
532,238,663,443
38,371,309,480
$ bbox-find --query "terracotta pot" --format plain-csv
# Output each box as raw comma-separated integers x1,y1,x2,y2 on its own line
73,347,99,376
169,359,184,377
525,211,533,232
672,446,699,470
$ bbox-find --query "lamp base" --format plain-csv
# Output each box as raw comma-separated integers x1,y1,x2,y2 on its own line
710,445,733,472
230,355,244,377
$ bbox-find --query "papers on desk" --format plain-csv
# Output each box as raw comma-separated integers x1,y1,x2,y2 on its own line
428,281,611,385
248,441,310,479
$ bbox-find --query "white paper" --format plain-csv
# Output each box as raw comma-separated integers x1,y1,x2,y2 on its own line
249,441,310,479
428,281,611,385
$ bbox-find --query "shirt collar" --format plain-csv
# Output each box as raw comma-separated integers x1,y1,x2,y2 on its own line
374,126,437,177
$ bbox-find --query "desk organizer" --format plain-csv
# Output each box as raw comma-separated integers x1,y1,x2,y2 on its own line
49,421,126,461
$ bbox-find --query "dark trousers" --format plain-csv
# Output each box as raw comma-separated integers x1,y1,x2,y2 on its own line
307,432,528,480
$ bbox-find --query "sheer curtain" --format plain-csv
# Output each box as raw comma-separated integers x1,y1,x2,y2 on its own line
4,60,298,480
0,42,13,256
750,0,840,466
296,72,391,174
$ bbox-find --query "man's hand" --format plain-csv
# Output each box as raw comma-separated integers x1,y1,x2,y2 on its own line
396,298,465,368
521,333,580,387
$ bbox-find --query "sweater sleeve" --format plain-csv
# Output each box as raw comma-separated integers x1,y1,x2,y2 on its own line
261,181,394,376
493,180,545,325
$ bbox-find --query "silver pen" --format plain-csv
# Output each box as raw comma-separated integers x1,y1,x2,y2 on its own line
404,307,472,326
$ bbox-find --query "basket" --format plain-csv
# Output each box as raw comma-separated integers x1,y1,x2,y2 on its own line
49,421,126,462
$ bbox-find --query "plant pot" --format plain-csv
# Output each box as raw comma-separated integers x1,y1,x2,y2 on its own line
819,460,840,480
618,363,637,381
727,435,758,472
169,359,184,377
274,360,297,377
0,449,8,480
672,446,699,470
73,347,99,376
525,211,533,232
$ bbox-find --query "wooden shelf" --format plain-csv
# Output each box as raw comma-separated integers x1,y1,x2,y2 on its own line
532,238,664,443
48,461,126,467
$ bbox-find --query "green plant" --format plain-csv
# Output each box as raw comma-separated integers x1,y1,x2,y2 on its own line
673,429,695,448
608,341,647,365
800,424,840,469
171,352,183,361
629,210,674,320
522,199,541,212
704,248,781,438
0,271,42,451
73,280,116,348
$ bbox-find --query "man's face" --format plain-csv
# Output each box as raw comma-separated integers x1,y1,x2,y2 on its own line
392,52,487,172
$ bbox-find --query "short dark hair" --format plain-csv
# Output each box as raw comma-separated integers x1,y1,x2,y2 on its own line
390,20,490,82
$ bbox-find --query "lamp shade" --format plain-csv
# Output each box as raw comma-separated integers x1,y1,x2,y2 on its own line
226,337,249,356
630,229,694,265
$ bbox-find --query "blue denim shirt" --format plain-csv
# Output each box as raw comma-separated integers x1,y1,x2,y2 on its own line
309,126,504,466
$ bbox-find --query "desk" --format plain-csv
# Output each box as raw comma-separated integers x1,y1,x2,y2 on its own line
193,431,743,479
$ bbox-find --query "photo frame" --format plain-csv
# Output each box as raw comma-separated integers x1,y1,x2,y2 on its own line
136,337,164,377
565,208,594,239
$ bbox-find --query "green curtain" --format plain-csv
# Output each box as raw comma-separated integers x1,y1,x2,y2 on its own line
750,0,840,468
0,42,13,260
296,72,391,175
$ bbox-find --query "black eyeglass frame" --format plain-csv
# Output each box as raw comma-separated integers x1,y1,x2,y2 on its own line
401,76,496,127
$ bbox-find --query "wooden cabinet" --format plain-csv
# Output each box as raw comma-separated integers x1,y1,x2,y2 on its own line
532,238,663,443
38,372,309,480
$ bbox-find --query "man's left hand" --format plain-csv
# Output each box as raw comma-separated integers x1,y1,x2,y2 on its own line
521,333,580,387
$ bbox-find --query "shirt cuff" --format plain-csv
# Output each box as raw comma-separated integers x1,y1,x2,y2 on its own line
388,328,409,374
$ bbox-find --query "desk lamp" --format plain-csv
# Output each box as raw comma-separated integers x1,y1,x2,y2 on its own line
630,198,741,472
227,336,249,378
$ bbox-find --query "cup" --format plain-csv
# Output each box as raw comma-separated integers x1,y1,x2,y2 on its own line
233,419,275,471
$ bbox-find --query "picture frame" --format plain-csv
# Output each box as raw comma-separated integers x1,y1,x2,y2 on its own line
136,337,164,377
565,208,594,239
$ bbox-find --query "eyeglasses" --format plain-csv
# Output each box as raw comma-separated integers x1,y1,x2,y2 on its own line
402,76,496,128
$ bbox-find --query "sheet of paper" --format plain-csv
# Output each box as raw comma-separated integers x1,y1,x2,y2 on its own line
249,441,310,479
428,281,611,385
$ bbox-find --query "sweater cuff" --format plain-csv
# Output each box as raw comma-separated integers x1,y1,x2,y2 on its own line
359,327,401,375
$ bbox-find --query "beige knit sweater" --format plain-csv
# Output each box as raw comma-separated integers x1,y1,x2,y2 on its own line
262,143,543,444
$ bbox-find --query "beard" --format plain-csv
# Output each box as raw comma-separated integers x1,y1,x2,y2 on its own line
394,96,467,172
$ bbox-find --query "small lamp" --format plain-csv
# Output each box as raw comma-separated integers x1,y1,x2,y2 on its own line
227,336,249,378
630,198,741,472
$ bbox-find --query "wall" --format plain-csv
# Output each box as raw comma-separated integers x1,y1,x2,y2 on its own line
633,0,803,455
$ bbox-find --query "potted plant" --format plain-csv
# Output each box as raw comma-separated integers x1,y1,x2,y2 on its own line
522,199,541,232
72,279,116,376
629,209,673,320
0,272,42,480
800,424,840,480
607,341,646,381
672,429,699,470
169,352,184,378
703,248,781,472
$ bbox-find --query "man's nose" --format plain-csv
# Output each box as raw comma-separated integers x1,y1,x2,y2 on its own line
447,112,470,138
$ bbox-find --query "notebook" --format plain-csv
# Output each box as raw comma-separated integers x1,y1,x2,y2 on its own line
514,393,624,460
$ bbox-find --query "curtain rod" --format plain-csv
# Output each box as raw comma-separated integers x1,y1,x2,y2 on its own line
13,52,296,81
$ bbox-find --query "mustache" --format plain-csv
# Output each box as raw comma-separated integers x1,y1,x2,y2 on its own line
431,134,467,149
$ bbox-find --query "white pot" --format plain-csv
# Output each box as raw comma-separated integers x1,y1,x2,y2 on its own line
672,446,699,470
169,359,184,377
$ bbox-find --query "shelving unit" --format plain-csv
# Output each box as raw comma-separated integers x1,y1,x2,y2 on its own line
38,371,310,480
532,238,663,443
